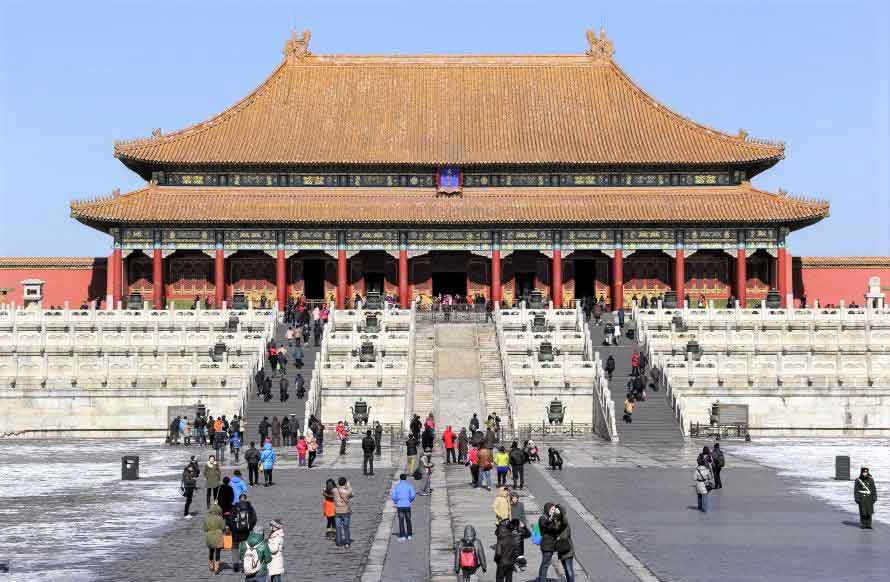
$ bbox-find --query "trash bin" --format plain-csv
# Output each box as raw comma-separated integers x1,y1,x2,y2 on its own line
122,455,139,480
835,455,850,481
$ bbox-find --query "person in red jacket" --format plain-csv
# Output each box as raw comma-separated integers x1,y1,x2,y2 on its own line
630,351,641,377
442,426,457,464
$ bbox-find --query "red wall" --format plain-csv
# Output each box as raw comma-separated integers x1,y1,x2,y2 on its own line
2,256,889,310
794,264,890,307
0,264,107,308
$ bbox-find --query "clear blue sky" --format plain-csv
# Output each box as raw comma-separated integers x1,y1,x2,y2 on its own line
1,0,888,257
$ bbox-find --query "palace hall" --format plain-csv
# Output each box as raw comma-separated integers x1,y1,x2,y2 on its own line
65,29,829,310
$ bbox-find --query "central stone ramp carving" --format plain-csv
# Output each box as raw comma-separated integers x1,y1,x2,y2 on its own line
433,324,483,431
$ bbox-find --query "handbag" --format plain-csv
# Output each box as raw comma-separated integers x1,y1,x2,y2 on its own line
530,523,542,545
223,528,233,550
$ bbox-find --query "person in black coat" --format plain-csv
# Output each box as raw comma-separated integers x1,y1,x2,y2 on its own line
421,426,435,452
537,503,575,582
216,476,235,517
361,430,377,476
854,467,878,529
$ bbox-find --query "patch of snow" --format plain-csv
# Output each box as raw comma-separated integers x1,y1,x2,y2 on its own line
732,438,888,524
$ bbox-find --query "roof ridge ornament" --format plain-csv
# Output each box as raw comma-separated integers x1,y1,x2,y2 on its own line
586,28,614,62
284,29,312,62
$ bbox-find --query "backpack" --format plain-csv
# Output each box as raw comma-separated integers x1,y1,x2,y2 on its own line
459,543,477,569
234,506,251,532
714,451,725,469
242,544,261,576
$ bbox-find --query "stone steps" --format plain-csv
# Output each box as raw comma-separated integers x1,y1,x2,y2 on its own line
588,315,683,446
243,321,317,435
412,326,436,418
476,323,512,430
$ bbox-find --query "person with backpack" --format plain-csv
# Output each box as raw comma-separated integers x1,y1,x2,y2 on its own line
204,454,221,509
457,428,469,464
239,528,271,581
231,493,258,574
361,430,376,476
245,442,261,486
854,467,877,529
453,525,487,581
391,473,417,541
333,477,354,548
266,519,285,581
181,464,198,519
712,442,725,489
469,413,480,434
260,442,276,487
509,441,528,489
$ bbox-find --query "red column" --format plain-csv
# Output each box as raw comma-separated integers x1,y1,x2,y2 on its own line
398,250,410,308
111,248,123,308
674,249,685,307
785,251,794,307
276,250,286,309
214,250,225,307
552,250,563,308
152,249,164,309
106,251,115,306
777,247,788,307
736,248,747,308
612,249,624,310
337,250,347,309
491,250,502,303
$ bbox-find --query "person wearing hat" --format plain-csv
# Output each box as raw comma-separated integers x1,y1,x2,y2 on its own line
267,520,285,581
854,467,878,529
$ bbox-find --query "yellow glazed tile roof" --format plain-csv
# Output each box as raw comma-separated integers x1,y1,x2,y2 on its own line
114,33,784,169
71,183,827,228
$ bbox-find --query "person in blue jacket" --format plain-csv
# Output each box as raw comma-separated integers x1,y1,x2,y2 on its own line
260,442,277,487
229,432,242,464
229,469,249,501
391,473,417,541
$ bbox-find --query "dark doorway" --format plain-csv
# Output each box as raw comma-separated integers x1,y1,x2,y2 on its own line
432,272,467,297
514,272,535,301
303,260,326,299
574,260,596,300
364,273,385,295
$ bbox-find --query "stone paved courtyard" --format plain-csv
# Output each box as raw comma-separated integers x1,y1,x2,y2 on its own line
0,436,886,582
